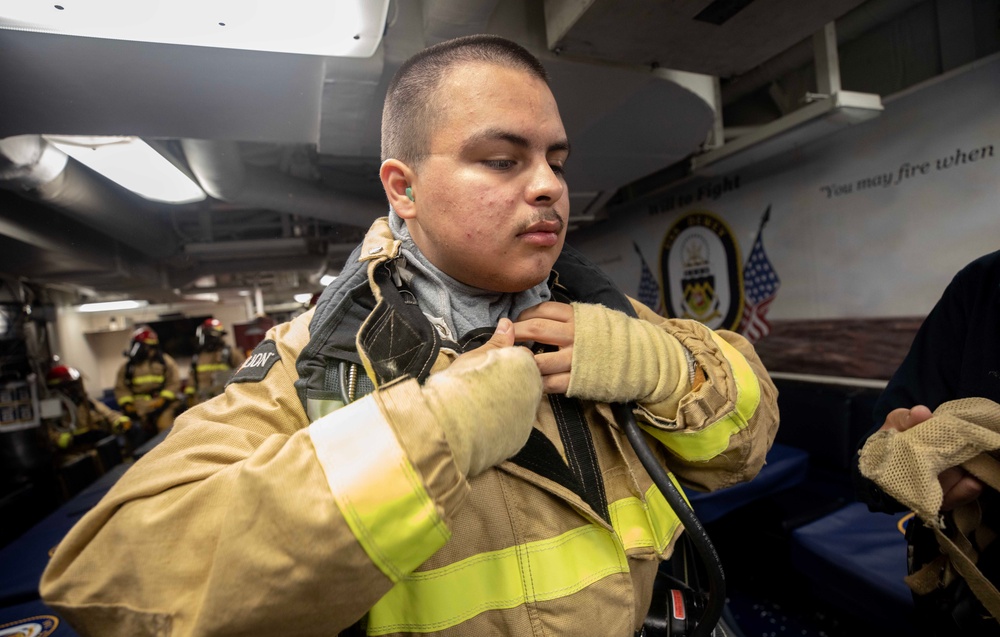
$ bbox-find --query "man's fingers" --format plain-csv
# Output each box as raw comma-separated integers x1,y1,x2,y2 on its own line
541,372,570,395
880,405,933,432
534,349,572,376
908,405,933,426
516,302,573,322
482,318,516,350
939,467,983,511
513,318,574,347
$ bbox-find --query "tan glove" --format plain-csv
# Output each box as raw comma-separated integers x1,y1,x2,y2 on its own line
567,303,693,417
421,319,542,477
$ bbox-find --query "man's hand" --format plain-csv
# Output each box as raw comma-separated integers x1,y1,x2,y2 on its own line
880,405,984,511
512,302,575,394
420,318,542,477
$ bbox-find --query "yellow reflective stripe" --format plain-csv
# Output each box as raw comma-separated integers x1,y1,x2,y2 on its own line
132,374,164,385
117,396,134,405
367,524,628,635
308,397,449,583
196,363,230,372
608,481,687,554
641,332,761,461
160,390,176,400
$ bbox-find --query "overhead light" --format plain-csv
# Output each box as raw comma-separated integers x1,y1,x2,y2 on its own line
0,0,390,57
44,136,206,204
293,293,314,304
320,275,337,286
76,299,148,312
690,91,883,176
182,292,220,302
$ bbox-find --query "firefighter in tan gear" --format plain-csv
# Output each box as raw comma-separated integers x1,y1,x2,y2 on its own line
45,365,131,453
184,318,246,406
41,36,780,636
113,326,181,441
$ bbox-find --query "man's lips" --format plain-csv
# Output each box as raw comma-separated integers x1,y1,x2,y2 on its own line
518,219,563,247
521,220,563,234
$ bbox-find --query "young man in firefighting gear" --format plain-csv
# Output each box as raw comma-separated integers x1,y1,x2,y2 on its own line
184,318,246,406
41,35,779,636
113,325,181,441
45,365,131,453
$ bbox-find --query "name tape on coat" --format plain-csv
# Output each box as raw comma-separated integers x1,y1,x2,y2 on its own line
229,340,279,384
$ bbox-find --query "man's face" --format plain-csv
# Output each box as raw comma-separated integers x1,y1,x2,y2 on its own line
405,62,570,293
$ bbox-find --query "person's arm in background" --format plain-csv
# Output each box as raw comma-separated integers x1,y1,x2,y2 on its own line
515,298,780,492
159,354,182,404
112,363,136,417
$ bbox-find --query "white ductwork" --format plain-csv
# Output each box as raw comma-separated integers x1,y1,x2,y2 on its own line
0,135,179,258
180,139,384,228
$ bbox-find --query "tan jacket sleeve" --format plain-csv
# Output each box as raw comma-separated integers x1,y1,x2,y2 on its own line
159,354,182,401
112,363,132,406
627,299,779,492
40,314,469,636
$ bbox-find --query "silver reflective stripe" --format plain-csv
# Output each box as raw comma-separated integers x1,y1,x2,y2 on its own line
307,397,345,422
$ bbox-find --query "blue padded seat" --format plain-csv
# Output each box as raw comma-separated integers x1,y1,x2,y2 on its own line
0,598,80,635
686,443,809,524
790,502,915,629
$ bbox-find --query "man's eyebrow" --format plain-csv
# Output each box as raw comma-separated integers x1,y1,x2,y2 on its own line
463,129,571,156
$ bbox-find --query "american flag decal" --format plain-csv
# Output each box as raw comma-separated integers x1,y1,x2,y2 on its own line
634,242,663,315
738,206,780,343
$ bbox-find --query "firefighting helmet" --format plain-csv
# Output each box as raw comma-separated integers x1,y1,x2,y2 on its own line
46,365,82,388
127,326,159,361
196,318,226,350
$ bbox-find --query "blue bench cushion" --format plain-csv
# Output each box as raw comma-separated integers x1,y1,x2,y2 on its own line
790,502,914,625
687,443,810,524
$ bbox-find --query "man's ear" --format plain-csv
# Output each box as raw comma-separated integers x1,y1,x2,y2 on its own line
380,159,416,219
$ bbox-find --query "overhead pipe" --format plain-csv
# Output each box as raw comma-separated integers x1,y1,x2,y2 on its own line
0,189,163,286
180,139,384,228
0,135,180,259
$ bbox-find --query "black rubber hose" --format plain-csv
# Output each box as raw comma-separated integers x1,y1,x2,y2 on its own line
613,402,726,637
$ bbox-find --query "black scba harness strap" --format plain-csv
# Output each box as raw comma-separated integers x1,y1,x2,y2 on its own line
297,246,622,523
302,244,720,636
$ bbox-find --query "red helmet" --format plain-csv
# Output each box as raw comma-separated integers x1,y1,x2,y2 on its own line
196,318,226,349
46,365,82,387
127,325,159,361
131,326,159,346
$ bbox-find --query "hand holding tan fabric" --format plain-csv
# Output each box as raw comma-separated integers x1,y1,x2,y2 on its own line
422,318,542,477
878,404,984,510
859,398,1000,525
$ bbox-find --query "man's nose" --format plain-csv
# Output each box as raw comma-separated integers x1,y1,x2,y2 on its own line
526,160,565,204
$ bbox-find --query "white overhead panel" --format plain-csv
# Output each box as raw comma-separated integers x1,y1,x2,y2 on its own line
543,0,869,77
0,0,391,57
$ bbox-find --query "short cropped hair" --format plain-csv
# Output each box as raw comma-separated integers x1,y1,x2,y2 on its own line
381,34,550,165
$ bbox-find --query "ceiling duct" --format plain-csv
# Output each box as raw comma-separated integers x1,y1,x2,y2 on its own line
0,135,179,259
180,139,384,228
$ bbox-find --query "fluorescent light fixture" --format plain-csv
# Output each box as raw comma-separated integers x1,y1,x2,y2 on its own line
691,91,884,176
182,292,220,302
0,0,390,57
76,299,148,312
45,135,206,204
293,293,314,304
320,275,337,286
